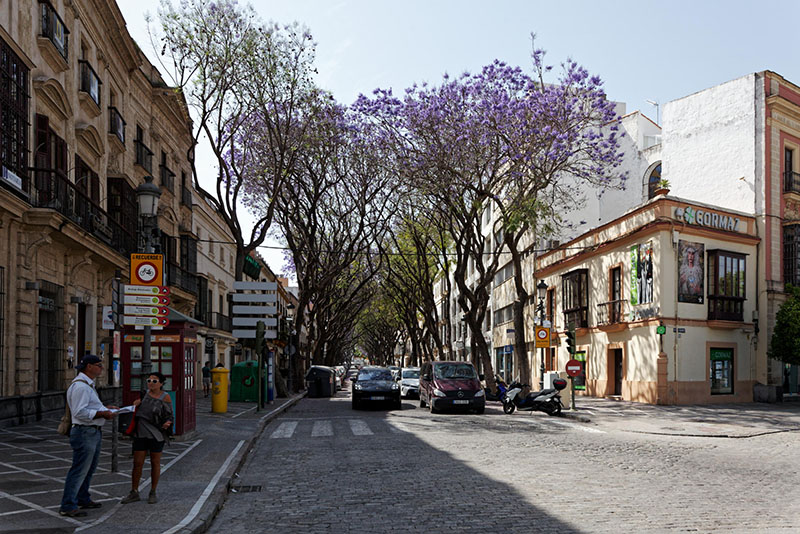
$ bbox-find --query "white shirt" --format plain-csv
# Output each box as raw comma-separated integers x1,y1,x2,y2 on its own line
67,372,108,427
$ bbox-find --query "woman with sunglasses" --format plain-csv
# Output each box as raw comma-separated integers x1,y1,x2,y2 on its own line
120,372,173,505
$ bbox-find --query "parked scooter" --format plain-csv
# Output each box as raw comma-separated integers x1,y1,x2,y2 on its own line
502,379,567,416
484,374,508,402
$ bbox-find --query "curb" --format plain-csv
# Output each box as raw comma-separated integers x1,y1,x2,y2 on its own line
178,391,307,534
561,410,591,423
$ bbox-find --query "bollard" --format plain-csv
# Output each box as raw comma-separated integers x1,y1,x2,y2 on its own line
211,367,230,413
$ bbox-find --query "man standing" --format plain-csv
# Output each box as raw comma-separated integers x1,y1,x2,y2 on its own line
59,355,116,517
202,361,212,397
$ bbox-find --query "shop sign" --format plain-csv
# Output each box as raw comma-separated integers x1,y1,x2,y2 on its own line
674,206,742,232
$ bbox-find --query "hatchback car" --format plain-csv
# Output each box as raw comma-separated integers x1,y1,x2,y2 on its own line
352,366,401,410
398,367,420,399
419,361,485,414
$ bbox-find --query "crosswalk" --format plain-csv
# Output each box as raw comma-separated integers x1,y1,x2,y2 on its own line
269,418,406,439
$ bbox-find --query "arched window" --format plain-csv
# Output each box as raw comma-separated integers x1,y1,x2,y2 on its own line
647,164,662,199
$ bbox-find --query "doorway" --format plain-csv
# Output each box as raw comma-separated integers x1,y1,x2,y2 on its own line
612,348,623,396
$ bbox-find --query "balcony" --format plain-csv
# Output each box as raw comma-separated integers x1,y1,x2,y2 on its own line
596,299,628,332
166,262,198,295
159,164,175,192
785,170,800,195
108,107,125,148
31,167,135,256
78,61,101,111
39,1,69,69
707,296,744,322
205,312,231,332
181,185,192,206
135,140,153,173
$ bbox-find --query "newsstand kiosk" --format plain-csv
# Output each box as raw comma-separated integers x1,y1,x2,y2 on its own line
120,310,201,436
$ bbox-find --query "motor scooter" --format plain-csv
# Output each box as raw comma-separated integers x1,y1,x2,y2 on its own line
502,379,567,416
484,374,508,402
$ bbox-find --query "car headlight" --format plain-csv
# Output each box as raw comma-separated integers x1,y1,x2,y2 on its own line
391,383,399,390
353,383,362,390
433,388,447,397
473,389,484,398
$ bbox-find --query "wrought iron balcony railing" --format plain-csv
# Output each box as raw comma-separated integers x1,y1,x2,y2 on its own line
159,164,175,192
31,167,135,255
205,312,231,332
79,60,101,106
166,262,198,295
135,140,153,173
596,299,627,326
109,107,125,145
784,170,800,194
40,1,69,60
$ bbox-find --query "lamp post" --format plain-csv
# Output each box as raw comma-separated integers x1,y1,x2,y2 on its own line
136,175,161,389
536,279,547,391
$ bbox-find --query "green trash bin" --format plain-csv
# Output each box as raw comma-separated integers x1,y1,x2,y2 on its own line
229,360,264,402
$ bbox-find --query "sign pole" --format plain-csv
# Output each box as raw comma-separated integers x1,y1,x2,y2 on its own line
570,376,576,411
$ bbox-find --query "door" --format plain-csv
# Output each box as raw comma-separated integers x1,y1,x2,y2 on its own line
37,282,64,391
613,349,623,396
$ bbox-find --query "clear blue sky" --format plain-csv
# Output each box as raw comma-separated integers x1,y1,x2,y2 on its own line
118,0,800,273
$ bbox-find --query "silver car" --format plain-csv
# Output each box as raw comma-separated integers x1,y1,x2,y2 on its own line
399,367,420,399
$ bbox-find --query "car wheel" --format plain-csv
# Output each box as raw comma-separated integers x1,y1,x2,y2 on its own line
474,406,485,415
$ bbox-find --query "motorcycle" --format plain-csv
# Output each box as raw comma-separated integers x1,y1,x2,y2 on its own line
484,374,508,402
502,379,567,416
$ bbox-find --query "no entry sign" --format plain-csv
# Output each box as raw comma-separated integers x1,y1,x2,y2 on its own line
566,359,582,377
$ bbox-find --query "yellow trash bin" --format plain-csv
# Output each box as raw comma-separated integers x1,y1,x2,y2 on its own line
211,367,230,413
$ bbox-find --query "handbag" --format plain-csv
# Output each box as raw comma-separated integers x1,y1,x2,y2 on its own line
57,403,72,436
124,406,138,436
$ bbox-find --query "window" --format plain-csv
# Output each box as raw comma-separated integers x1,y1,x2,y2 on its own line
494,262,514,286
0,38,29,194
786,148,799,193
40,1,69,60
159,151,174,191
707,250,745,321
562,269,589,328
495,347,512,381
546,288,555,326
37,280,64,391
78,60,101,106
108,177,136,254
33,114,68,207
646,163,662,199
493,304,513,325
74,155,100,203
134,126,153,172
785,225,800,286
710,348,733,395
181,171,191,205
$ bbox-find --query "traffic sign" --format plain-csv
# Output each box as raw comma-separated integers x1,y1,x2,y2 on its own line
124,285,170,296
535,326,551,348
232,329,277,339
656,325,667,335
124,305,169,317
130,254,164,286
124,295,170,306
122,316,169,327
566,359,582,377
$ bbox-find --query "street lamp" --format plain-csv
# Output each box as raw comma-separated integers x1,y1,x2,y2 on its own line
136,175,161,388
536,279,547,390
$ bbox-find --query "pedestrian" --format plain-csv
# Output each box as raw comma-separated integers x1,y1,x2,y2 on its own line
120,371,173,505
59,355,117,517
202,361,211,397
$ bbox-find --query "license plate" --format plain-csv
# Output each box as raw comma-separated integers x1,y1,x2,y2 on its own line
453,400,469,404
370,396,386,400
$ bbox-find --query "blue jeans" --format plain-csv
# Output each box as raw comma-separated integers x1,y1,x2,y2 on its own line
60,425,102,511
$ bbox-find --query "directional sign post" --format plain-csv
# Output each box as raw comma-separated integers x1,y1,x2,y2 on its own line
122,285,170,328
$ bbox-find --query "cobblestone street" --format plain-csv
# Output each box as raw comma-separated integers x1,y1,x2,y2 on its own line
211,393,800,534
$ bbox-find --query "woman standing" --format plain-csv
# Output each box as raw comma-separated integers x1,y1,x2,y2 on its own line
120,372,173,505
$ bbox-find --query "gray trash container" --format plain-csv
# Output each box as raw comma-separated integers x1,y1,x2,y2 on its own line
305,366,335,398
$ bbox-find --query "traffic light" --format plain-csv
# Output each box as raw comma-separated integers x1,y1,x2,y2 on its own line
565,325,576,355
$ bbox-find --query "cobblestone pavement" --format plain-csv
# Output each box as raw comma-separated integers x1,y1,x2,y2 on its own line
210,392,800,534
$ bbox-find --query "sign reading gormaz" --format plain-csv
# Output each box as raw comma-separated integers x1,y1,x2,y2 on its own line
674,206,742,233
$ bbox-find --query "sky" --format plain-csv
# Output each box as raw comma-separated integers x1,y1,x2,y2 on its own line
117,0,800,275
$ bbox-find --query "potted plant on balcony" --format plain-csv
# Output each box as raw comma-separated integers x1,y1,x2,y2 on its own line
654,178,670,196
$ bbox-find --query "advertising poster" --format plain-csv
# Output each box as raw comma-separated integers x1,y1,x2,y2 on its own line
638,241,654,304
630,245,639,306
678,240,704,303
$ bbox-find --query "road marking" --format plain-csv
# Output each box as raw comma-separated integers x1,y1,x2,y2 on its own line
160,440,245,534
0,490,82,525
311,421,333,437
549,419,606,434
348,419,373,436
231,406,257,419
76,440,202,532
270,421,298,439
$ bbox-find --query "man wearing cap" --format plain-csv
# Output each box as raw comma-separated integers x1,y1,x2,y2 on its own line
59,355,117,517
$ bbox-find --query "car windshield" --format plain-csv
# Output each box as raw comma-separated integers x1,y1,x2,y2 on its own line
402,369,420,379
358,369,392,381
433,363,476,379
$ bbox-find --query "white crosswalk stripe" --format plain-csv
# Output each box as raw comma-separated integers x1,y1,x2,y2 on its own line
311,420,333,437
270,421,298,439
347,419,373,436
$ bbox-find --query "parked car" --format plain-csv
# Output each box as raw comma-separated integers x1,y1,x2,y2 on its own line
419,361,485,414
399,367,420,399
352,366,401,410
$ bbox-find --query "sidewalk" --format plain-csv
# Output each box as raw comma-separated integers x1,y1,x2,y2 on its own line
0,392,304,534
563,395,800,438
